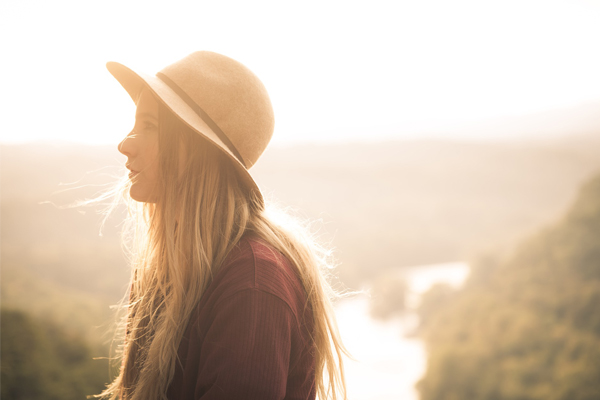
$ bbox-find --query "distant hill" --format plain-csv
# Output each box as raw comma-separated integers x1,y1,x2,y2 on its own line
3,136,600,300
417,172,600,400
252,137,600,284
2,135,599,399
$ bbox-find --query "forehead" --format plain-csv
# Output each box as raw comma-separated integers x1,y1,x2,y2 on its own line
136,89,159,116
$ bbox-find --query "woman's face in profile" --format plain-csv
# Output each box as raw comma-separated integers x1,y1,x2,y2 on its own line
118,89,160,203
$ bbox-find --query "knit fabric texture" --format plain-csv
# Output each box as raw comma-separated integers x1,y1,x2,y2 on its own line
166,235,316,400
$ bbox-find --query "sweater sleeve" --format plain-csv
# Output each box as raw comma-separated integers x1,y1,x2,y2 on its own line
194,288,295,400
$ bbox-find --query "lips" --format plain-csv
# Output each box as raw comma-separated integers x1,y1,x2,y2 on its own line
126,164,139,178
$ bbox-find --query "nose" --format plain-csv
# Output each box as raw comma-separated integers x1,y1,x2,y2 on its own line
118,132,136,157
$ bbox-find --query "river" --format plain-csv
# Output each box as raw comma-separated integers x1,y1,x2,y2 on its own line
334,262,470,400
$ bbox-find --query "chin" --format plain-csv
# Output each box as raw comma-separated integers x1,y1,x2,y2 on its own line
129,187,157,203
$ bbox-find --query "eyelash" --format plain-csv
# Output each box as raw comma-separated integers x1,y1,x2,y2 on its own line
135,121,156,131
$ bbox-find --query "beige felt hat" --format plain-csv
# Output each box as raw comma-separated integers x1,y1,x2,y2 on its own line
106,51,274,204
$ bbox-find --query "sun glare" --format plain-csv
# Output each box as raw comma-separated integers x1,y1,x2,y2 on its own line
1,0,600,145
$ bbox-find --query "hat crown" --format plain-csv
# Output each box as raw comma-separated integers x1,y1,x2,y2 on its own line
158,51,274,168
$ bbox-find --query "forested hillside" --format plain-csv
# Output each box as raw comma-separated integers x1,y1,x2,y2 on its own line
418,173,600,400
2,138,599,399
1,308,109,400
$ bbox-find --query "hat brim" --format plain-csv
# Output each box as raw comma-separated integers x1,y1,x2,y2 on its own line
106,61,263,205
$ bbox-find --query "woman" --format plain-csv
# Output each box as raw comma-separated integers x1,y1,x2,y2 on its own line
99,51,348,400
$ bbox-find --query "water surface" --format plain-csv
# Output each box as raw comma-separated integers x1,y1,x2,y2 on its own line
336,262,469,400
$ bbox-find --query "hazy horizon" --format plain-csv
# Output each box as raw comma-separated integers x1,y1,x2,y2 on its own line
3,0,600,146
3,98,600,146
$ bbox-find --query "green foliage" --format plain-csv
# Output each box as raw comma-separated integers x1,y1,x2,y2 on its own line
418,173,600,400
1,308,110,400
2,141,600,398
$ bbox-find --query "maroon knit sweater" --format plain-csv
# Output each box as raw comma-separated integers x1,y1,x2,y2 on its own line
166,235,316,400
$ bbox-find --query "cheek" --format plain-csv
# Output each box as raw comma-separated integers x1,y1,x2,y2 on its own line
147,141,160,179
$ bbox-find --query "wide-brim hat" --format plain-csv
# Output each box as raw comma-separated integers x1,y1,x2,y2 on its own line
106,51,274,205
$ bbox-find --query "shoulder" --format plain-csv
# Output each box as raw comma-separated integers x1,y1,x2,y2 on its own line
210,235,307,312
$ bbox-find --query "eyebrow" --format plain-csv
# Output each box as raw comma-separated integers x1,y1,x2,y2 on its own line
135,112,158,121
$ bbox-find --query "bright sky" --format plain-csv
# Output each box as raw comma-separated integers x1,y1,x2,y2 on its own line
2,0,600,145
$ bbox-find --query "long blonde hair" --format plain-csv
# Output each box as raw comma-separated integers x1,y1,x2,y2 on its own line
98,102,348,399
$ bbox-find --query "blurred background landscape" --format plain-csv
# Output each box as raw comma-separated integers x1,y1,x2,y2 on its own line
3,126,600,399
3,0,600,398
